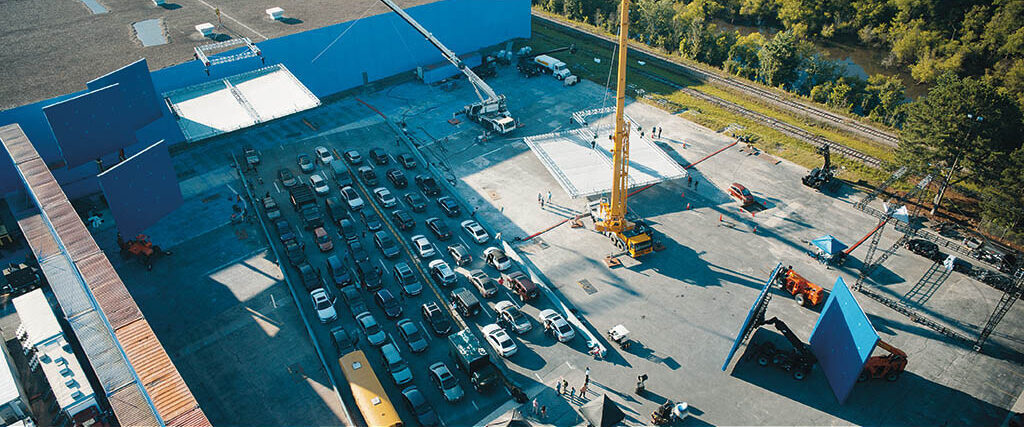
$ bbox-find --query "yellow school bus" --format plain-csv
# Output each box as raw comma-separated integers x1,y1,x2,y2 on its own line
339,350,403,427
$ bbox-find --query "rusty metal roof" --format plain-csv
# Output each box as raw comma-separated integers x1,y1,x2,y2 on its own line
1,123,209,427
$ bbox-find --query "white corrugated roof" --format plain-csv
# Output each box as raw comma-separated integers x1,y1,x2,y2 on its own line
0,343,21,404
13,289,64,347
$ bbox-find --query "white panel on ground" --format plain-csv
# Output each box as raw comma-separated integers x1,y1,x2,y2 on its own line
166,65,321,142
524,126,686,198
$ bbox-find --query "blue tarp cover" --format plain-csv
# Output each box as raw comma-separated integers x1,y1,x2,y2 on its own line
812,235,848,255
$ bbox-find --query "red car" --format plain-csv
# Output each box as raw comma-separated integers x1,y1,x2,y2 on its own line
728,183,755,206
314,227,333,252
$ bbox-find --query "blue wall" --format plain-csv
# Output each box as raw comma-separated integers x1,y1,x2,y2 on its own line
808,277,879,403
0,0,530,196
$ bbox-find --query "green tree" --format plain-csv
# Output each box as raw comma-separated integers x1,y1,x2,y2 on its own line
724,32,765,79
980,147,1024,242
635,0,677,51
862,74,907,126
562,0,584,21
897,74,1024,215
757,30,802,87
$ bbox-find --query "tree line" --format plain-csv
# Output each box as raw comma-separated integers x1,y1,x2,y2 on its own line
536,0,1024,245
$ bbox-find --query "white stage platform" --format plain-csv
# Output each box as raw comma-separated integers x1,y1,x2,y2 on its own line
524,124,687,198
165,65,320,141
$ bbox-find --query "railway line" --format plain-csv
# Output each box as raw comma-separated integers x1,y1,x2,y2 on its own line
532,12,901,149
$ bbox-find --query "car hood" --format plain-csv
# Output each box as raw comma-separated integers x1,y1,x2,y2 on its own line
443,385,464,402
393,366,413,384
367,331,387,345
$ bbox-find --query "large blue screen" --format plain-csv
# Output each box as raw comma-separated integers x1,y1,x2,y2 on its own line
87,59,162,130
809,277,879,403
722,263,782,371
43,84,138,168
98,139,183,237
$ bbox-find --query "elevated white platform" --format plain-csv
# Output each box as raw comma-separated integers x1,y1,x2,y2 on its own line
165,64,320,142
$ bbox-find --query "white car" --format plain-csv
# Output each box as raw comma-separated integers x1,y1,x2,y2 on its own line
315,146,334,165
481,324,517,357
539,309,575,342
310,173,329,195
461,220,489,244
310,288,337,323
427,259,457,286
411,235,436,258
373,187,398,208
340,186,364,210
484,247,512,271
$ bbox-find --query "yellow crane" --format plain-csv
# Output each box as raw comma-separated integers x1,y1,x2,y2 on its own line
589,0,653,258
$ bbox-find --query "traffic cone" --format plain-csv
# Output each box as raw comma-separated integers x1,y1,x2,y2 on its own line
686,203,690,210
753,225,758,234
719,214,723,222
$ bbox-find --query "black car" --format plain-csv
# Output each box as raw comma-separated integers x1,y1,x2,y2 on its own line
415,175,441,196
297,262,321,292
344,150,362,165
425,218,452,240
360,210,383,231
394,262,422,296
386,168,408,188
340,285,367,317
358,166,378,186
907,239,940,260
447,243,472,266
331,326,356,355
326,255,352,288
421,302,452,336
398,153,417,169
374,231,400,258
375,289,403,318
437,196,460,217
284,240,306,266
348,240,370,263
404,192,427,212
370,148,390,165
275,220,297,243
392,210,415,231
400,386,439,427
278,168,298,187
338,218,358,244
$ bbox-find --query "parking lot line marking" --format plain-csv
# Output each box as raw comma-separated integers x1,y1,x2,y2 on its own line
274,181,281,193
471,400,479,411
378,259,388,273
535,373,542,382
296,228,304,239
419,322,430,338
227,183,238,195
566,360,574,370
480,302,493,319
458,236,470,249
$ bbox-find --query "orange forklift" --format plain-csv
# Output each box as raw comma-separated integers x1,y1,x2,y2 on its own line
858,340,908,382
117,233,172,271
775,266,825,307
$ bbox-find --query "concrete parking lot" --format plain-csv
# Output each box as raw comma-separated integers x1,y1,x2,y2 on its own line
90,56,1022,425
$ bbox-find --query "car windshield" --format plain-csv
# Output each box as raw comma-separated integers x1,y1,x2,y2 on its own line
389,358,406,372
509,310,525,322
406,328,421,342
363,320,379,334
422,242,433,252
433,314,451,329
343,188,356,198
383,297,398,309
315,297,331,310
558,324,572,334
439,371,457,389
500,338,515,349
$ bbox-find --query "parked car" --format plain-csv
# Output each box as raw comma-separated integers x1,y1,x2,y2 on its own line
324,196,347,224
386,168,408,188
278,168,298,187
404,192,428,212
360,210,383,231
340,186,364,210
495,300,531,334
374,231,400,258
449,287,481,317
310,288,337,323
484,247,512,271
391,209,415,231
338,218,358,243
315,146,334,165
310,173,329,195
297,262,321,291
461,220,489,244
428,362,464,403
482,324,517,357
428,259,457,287
355,260,383,292
500,271,539,302
263,196,281,220
356,311,388,346
728,183,755,206
469,270,498,298
539,309,575,342
393,262,422,296
373,187,398,208
381,343,414,386
437,196,460,217
426,217,452,240
375,289,403,318
275,219,297,244
421,302,453,336
400,386,438,427
415,175,441,196
358,166,378,186
348,240,370,263
344,150,362,165
243,145,260,166
448,243,472,266
341,286,367,317
297,154,315,173
369,148,390,165
284,240,306,266
907,239,941,260
397,153,417,169
325,255,352,288
314,227,333,252
397,319,429,353
411,235,436,258
331,326,356,355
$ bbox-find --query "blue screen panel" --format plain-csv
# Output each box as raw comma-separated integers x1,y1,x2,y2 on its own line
98,139,182,237
87,59,162,130
809,277,879,403
43,84,138,168
722,263,783,371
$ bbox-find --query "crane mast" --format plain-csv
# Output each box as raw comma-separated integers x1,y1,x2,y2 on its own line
595,0,632,234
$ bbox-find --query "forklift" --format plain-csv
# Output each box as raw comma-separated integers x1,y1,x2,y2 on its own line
118,233,172,271
775,266,825,308
747,316,817,380
858,340,907,382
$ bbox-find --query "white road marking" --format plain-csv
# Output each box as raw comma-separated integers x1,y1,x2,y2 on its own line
274,181,282,193
478,146,504,159
227,184,238,195
296,228,304,239
535,373,542,381
378,259,388,273
470,400,479,410
458,236,470,249
419,322,430,338
566,360,574,370
480,302,493,319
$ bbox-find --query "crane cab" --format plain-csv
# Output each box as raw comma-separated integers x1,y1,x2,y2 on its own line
588,199,654,258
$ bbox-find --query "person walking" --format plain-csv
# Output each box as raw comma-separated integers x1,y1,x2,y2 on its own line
580,382,588,399
570,387,575,399
538,193,542,206
540,406,547,420
532,398,539,416
687,176,692,187
547,191,552,203
556,379,562,395
694,180,699,191
585,367,590,381
658,127,663,138
591,139,596,149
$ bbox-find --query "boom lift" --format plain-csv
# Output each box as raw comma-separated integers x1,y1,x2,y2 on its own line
378,0,516,134
590,0,654,259
775,266,825,307
748,316,817,380
858,340,907,382
802,144,838,191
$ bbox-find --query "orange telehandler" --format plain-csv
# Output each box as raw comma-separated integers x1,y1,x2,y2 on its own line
858,340,907,382
775,266,825,307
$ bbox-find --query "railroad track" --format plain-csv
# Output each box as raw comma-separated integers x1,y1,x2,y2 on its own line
532,12,901,148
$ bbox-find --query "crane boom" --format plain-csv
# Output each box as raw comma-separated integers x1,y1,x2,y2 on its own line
377,0,498,103
594,0,632,234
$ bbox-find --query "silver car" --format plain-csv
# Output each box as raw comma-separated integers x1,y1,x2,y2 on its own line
356,312,388,346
